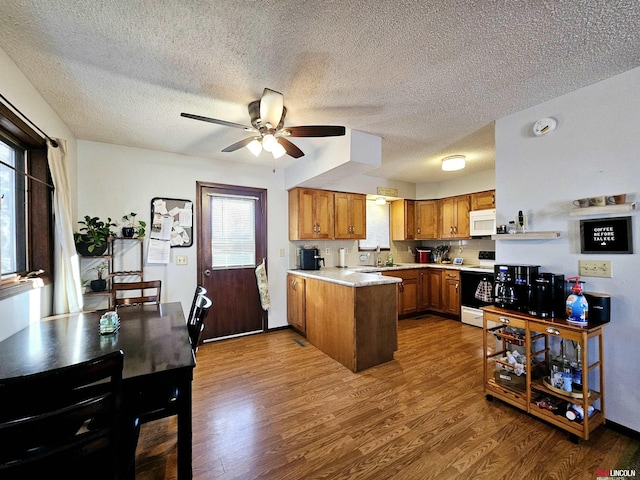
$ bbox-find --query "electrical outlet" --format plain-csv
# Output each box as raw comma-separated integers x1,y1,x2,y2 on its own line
344,248,348,254
325,248,331,256
279,248,285,257
578,260,612,278
408,246,412,253
176,255,188,265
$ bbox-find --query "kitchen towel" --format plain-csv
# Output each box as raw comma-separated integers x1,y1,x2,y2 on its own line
475,279,493,303
255,259,271,311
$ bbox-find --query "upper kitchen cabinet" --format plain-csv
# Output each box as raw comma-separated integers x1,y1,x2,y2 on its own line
415,200,439,239
334,192,366,239
441,195,470,239
390,199,415,241
289,188,335,240
471,190,496,210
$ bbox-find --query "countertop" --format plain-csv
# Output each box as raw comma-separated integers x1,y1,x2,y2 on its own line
288,262,494,287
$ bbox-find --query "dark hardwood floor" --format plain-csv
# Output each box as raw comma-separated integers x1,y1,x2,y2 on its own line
135,314,635,479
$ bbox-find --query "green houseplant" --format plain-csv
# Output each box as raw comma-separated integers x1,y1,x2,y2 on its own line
74,215,116,256
90,260,108,292
121,212,146,238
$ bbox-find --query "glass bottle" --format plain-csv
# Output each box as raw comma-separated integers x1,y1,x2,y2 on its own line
560,340,573,393
571,342,583,393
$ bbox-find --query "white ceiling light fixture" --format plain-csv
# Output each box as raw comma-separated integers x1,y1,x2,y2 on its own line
375,197,386,205
261,133,278,152
246,138,262,156
271,141,286,159
442,155,466,171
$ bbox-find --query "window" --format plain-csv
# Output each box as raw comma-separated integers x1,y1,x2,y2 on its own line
359,200,391,250
210,194,257,268
0,102,53,293
0,138,27,275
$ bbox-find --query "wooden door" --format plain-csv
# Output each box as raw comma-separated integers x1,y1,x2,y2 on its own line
416,200,439,239
471,190,495,210
442,270,461,316
426,268,442,311
198,183,267,341
334,192,351,239
350,194,366,239
287,274,306,333
453,195,470,238
441,198,455,238
314,190,334,239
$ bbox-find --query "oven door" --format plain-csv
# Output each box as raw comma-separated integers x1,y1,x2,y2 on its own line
460,270,495,327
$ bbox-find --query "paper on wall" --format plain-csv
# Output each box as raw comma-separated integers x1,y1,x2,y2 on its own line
147,239,170,264
153,199,168,215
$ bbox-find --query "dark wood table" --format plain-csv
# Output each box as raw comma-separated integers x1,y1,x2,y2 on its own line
0,302,195,479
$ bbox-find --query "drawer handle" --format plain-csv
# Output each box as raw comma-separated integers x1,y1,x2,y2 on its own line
499,317,510,324
546,327,561,335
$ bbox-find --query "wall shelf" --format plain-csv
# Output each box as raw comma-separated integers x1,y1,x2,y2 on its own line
569,202,636,216
492,231,561,240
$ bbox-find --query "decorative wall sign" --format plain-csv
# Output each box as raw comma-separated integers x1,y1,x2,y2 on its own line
580,216,633,254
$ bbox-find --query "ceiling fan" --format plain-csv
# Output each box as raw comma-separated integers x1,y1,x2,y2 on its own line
181,88,346,159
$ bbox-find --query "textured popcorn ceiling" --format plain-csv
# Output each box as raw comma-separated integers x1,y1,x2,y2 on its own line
1,1,639,183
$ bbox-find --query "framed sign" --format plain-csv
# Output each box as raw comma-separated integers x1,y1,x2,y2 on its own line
580,216,633,254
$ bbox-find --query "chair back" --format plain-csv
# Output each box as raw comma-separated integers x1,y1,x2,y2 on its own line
113,280,161,307
188,295,212,354
187,285,207,325
0,351,135,479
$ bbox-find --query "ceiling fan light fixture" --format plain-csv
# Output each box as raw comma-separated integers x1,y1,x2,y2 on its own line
262,134,278,152
442,155,466,171
271,141,286,159
246,138,262,156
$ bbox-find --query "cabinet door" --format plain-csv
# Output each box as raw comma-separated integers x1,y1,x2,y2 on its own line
350,194,366,239
391,200,415,240
453,195,470,238
419,269,430,310
287,274,306,333
314,190,334,239
335,193,366,239
426,268,442,311
334,192,351,239
442,270,460,316
471,190,496,210
415,200,439,239
383,270,418,316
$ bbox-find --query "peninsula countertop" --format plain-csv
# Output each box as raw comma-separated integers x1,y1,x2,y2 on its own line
287,262,493,287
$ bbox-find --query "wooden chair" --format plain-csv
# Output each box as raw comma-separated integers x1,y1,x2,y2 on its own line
188,294,213,354
113,280,161,307
0,351,139,480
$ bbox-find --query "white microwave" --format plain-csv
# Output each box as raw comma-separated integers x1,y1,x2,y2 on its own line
469,209,496,236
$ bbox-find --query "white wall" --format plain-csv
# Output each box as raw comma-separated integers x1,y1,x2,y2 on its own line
495,67,640,431
0,46,77,339
77,141,290,329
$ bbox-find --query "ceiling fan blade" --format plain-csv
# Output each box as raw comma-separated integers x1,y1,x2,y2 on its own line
278,138,305,158
283,126,346,137
221,137,258,152
259,88,284,129
181,112,255,131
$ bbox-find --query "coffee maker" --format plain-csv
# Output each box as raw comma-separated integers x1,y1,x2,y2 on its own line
494,264,539,311
299,247,325,270
529,272,565,318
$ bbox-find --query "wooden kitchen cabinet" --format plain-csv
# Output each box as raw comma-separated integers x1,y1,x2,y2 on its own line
421,268,443,312
289,188,334,240
390,199,415,240
415,200,439,239
441,195,470,239
471,190,496,210
334,192,366,239
287,274,306,334
442,270,461,316
384,269,419,316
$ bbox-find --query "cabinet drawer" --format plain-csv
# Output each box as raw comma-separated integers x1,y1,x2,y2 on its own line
443,270,460,280
528,322,583,342
484,312,526,330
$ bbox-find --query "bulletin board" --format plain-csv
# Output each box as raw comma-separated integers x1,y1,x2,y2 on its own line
150,197,193,248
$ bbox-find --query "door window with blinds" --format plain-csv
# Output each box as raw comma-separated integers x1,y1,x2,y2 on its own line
210,194,257,268
359,200,390,250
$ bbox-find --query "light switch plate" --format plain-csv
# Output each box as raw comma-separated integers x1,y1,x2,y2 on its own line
579,260,612,278
176,255,188,265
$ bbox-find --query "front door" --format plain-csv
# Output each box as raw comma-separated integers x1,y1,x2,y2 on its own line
197,182,267,341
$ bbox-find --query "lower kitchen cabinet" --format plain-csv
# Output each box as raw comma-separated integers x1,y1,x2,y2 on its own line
442,270,461,316
483,306,607,441
287,274,306,334
384,269,419,316
420,268,443,312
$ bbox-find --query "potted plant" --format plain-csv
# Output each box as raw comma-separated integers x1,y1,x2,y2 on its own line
90,261,108,292
74,216,116,256
121,212,147,238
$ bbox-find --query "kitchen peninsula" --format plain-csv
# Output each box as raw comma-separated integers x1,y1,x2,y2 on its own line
287,268,401,372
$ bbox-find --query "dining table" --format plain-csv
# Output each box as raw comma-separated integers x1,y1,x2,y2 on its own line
0,302,195,479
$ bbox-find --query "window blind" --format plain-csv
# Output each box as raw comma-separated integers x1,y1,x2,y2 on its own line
210,194,256,268
359,200,390,249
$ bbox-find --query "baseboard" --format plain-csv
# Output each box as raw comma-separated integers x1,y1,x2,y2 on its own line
607,420,640,440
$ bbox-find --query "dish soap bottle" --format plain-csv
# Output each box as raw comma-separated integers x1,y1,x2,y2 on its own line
566,276,588,325
386,253,394,266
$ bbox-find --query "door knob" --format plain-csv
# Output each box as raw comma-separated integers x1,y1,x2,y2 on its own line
204,269,211,277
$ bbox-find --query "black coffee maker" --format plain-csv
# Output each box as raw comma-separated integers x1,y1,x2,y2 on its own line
494,264,539,311
299,247,325,270
529,273,565,318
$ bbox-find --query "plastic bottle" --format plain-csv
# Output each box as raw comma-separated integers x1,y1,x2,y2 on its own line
566,276,589,324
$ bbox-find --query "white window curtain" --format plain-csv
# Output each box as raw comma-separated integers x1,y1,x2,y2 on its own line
210,194,257,268
47,139,83,313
